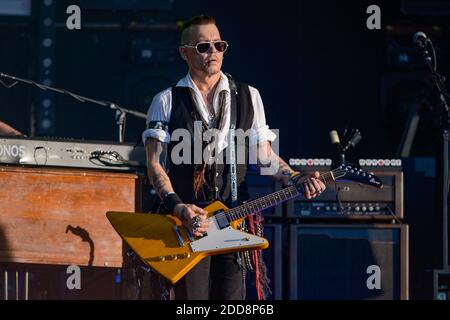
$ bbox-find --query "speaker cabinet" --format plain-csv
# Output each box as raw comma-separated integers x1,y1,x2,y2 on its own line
245,223,282,300
289,224,408,300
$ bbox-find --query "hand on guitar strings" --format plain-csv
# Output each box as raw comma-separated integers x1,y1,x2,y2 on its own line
174,203,211,237
288,171,326,199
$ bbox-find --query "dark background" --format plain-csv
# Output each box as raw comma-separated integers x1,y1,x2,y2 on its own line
1,0,448,159
1,0,450,300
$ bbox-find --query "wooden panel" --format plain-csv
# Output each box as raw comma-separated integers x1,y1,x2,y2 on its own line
0,165,145,267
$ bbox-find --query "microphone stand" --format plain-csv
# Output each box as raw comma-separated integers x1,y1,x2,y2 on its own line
0,72,147,143
333,145,347,167
418,37,450,297
331,129,362,168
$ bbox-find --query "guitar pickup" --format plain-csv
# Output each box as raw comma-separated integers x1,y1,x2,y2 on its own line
172,225,185,247
215,210,230,229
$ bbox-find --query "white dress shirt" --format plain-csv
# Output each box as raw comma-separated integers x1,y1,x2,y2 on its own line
142,71,276,154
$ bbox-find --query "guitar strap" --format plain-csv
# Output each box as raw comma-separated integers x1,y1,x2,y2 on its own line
227,74,246,298
228,74,238,208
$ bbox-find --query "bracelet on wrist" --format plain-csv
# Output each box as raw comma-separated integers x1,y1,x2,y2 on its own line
163,192,183,216
290,171,301,179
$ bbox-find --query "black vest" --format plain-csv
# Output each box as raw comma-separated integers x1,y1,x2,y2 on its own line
167,81,254,207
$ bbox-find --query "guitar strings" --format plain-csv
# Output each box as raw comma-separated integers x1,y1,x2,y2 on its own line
214,167,350,222
220,167,349,221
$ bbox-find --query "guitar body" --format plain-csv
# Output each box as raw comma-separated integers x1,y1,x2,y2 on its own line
106,200,268,284
106,164,383,285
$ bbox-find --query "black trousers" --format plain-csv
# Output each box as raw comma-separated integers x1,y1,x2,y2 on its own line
173,252,244,300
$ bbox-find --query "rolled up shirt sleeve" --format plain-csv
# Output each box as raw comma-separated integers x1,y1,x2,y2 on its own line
248,86,277,146
142,89,172,145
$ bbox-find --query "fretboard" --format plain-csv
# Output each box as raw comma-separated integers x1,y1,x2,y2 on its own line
224,170,337,223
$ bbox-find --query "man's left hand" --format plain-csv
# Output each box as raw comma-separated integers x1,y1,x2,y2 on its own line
290,171,326,199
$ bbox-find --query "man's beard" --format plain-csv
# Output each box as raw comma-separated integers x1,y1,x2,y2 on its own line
203,61,221,75
204,66,220,75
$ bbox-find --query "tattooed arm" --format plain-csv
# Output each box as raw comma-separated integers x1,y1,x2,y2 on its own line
145,138,173,197
145,138,210,236
256,140,325,199
255,140,296,184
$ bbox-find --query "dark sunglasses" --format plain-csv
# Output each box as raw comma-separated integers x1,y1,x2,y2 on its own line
182,40,228,54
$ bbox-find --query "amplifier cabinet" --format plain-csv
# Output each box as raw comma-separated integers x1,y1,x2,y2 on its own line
289,223,409,300
287,167,403,220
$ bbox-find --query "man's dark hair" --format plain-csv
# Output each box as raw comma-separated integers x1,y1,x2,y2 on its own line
180,15,217,45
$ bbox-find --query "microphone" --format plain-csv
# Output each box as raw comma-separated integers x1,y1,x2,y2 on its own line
329,130,341,146
344,129,362,151
413,31,428,48
329,130,345,166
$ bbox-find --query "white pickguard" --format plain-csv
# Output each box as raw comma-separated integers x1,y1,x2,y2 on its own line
189,216,267,253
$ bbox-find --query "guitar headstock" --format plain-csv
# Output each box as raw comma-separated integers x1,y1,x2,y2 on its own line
332,164,383,188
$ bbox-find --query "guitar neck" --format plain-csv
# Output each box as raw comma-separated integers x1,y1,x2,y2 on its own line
225,171,336,223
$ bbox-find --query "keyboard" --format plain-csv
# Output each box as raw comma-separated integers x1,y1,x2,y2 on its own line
0,136,146,171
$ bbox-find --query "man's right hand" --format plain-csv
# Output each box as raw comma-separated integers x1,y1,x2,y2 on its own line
174,203,211,237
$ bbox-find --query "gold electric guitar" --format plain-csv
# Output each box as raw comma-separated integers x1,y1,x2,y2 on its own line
106,164,382,284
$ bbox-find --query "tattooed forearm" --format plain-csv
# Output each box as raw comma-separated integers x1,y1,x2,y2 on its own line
145,138,174,198
256,141,296,182
278,157,294,175
151,170,171,195
154,139,167,170
269,155,295,182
